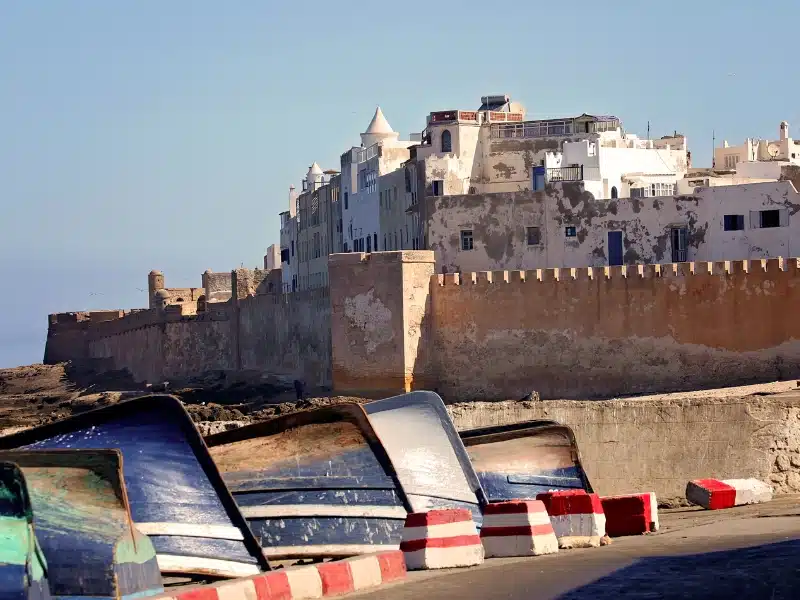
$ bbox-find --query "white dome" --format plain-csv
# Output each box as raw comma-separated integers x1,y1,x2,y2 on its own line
361,106,399,147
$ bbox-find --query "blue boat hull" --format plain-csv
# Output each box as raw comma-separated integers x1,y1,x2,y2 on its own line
0,462,51,600
0,395,270,579
364,392,486,526
0,450,163,600
207,406,409,559
460,421,593,502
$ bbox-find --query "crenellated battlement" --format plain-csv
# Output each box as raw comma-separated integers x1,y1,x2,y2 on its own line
435,257,800,286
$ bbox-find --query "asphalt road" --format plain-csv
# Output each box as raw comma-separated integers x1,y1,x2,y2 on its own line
352,496,800,599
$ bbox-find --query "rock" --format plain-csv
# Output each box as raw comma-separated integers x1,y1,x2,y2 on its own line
790,454,800,468
776,454,791,472
519,391,541,402
787,472,800,491
770,472,787,485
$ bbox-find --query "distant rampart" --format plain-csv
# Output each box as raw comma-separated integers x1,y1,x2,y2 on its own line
46,254,800,399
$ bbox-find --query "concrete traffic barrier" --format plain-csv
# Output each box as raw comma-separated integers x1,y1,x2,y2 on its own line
536,490,606,549
686,478,773,510
600,492,659,537
145,550,406,599
400,508,484,570
480,500,559,558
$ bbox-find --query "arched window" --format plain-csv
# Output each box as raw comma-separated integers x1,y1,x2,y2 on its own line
441,129,452,153
611,186,618,199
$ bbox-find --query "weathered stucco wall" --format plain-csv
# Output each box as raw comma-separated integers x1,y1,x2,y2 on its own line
427,181,800,274
431,257,800,400
447,393,800,500
59,286,330,386
329,251,435,395
237,290,331,387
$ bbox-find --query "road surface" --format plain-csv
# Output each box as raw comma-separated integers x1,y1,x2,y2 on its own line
352,495,800,599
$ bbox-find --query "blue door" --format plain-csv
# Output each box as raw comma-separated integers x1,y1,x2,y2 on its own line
608,231,623,266
532,166,546,191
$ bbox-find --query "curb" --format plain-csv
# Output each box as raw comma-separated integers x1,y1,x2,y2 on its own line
480,500,559,558
601,492,659,536
149,550,406,599
537,490,607,549
400,509,484,570
686,478,773,510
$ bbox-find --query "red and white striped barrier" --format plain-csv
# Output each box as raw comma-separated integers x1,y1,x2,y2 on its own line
600,492,659,537
148,550,406,599
400,508,484,570
480,500,559,558
536,490,606,549
686,478,773,510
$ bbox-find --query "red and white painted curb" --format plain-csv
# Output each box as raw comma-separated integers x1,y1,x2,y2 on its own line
480,500,559,558
400,508,484,570
537,491,606,549
148,550,406,599
600,492,659,537
686,478,773,510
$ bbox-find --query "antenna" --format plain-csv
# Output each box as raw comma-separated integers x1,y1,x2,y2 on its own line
647,121,650,140
712,130,716,168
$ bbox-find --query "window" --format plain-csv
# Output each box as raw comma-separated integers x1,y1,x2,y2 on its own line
405,168,412,192
611,186,618,199
760,209,782,228
383,235,387,250
671,227,688,262
281,248,289,263
344,192,348,210
432,180,444,196
526,226,541,246
291,240,295,256
565,226,577,238
366,235,372,253
374,233,378,251
460,230,474,251
724,214,745,231
441,129,452,153
724,154,739,169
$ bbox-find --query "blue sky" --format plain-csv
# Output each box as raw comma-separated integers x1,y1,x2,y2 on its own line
0,1,795,368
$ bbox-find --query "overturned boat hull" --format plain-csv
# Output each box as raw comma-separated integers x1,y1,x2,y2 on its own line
207,405,409,559
0,450,163,600
0,462,50,600
0,395,270,579
460,421,593,502
364,392,486,525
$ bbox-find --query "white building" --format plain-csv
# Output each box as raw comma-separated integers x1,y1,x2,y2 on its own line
546,132,689,200
340,107,416,252
263,243,280,270
415,95,689,202
279,185,298,292
714,121,800,169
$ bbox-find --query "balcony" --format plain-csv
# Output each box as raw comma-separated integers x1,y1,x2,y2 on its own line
545,166,601,182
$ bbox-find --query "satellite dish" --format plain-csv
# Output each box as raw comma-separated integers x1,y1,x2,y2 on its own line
768,143,780,158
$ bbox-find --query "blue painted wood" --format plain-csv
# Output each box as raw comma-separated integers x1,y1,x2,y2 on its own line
251,516,405,548
460,420,593,504
232,489,402,507
0,396,270,577
364,392,486,520
0,451,164,600
477,469,586,502
206,404,410,558
0,463,51,600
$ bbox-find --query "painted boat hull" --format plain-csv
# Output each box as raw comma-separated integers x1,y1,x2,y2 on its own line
207,405,409,559
0,450,163,600
0,395,270,579
363,392,486,525
460,421,593,502
0,462,51,600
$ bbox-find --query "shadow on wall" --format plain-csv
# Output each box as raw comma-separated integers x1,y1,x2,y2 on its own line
559,539,800,599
